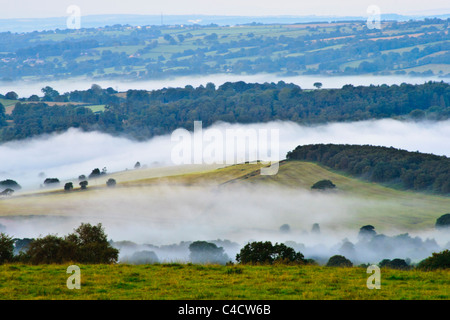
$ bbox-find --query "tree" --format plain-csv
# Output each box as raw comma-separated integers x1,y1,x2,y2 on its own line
189,241,229,264
311,223,321,234
106,178,116,187
79,180,88,190
311,179,336,190
89,168,101,178
43,178,60,186
313,82,322,89
326,255,353,267
78,175,86,181
134,161,141,169
358,225,377,239
41,86,60,101
236,241,305,265
0,233,14,264
0,179,21,190
64,182,73,191
65,223,119,264
279,224,290,233
435,213,450,229
5,91,18,100
126,250,159,264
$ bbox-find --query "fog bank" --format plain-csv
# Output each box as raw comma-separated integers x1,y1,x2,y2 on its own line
0,119,449,189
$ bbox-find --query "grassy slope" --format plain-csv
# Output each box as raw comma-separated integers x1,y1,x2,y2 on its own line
1,161,448,231
0,263,448,300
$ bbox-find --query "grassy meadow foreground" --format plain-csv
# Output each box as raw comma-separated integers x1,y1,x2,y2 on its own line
0,263,448,300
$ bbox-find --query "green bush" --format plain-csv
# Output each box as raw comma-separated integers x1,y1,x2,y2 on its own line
0,233,14,264
19,223,119,264
236,241,305,265
435,213,450,229
311,179,336,190
417,250,450,270
379,258,410,270
326,255,353,267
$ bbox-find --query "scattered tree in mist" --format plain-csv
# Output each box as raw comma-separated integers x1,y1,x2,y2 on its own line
279,224,290,233
435,213,450,229
106,178,116,187
189,241,229,265
358,225,377,240
79,180,88,190
311,179,336,190
313,82,322,89
134,161,141,169
88,168,101,179
122,250,159,265
78,175,86,181
236,241,306,265
64,182,73,191
311,223,321,234
326,255,353,267
43,178,60,186
0,179,21,191
0,233,14,264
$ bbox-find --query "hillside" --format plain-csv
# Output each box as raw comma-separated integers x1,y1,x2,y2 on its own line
1,160,448,232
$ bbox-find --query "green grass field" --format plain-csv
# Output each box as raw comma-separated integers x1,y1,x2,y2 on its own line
0,263,448,300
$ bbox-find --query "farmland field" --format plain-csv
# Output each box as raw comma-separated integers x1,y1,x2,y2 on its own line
0,263,448,300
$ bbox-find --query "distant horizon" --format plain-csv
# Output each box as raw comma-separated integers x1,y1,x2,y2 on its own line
2,11,450,20
2,0,449,20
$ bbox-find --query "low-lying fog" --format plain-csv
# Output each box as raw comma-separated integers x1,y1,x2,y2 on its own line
1,119,449,189
0,119,449,265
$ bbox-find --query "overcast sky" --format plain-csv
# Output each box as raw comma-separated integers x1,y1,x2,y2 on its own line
2,0,449,19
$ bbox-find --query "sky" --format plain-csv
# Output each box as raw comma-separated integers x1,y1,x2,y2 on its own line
2,0,449,19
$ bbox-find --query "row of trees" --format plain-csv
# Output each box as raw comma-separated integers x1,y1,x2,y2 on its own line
1,81,449,142
1,228,448,269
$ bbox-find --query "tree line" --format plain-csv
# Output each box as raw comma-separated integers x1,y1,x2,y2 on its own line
1,81,449,142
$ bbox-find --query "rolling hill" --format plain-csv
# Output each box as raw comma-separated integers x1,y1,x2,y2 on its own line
0,160,448,232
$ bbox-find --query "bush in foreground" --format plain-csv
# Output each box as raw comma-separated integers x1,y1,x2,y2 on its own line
0,233,14,264
417,250,450,270
17,223,118,264
326,255,353,267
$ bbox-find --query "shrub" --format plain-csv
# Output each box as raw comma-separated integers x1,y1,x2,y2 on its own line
43,178,60,186
417,250,450,270
189,241,229,265
326,255,353,267
124,250,159,264
379,258,410,270
64,182,73,191
0,233,14,264
435,213,450,229
311,179,336,190
19,223,119,264
79,180,88,190
106,178,117,187
236,241,305,265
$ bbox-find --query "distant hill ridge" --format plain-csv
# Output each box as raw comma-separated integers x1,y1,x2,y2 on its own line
286,144,450,195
